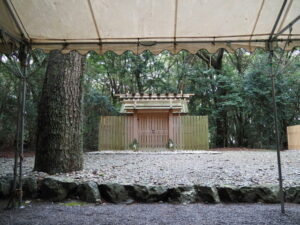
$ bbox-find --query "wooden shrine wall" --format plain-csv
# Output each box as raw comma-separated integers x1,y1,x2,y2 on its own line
99,115,209,150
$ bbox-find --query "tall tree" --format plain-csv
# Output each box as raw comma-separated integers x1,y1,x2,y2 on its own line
226,49,251,147
196,49,227,147
34,51,85,174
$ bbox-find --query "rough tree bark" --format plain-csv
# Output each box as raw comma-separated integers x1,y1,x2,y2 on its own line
34,51,85,174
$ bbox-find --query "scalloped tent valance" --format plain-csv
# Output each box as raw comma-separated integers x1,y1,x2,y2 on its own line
0,0,300,54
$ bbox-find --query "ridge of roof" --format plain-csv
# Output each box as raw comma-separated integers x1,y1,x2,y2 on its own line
115,93,194,99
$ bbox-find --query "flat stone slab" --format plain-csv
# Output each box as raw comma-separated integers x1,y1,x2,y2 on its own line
1,150,300,187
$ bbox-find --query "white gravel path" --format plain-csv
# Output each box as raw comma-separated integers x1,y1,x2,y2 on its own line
1,150,300,187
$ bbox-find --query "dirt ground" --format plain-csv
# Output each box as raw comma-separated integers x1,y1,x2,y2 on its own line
0,201,299,225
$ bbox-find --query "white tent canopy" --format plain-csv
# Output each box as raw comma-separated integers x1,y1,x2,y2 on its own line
1,0,298,213
0,0,300,54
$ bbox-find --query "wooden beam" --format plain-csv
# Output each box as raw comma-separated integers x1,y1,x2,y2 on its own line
169,110,174,141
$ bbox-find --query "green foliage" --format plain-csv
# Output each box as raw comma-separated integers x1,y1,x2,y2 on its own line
83,90,118,151
0,64,18,148
0,48,299,151
0,50,46,150
166,139,175,150
129,139,139,151
61,201,87,206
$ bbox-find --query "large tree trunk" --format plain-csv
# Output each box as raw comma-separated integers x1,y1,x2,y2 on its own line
34,51,85,174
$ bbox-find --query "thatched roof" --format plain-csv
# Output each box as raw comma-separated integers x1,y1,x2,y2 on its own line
116,93,194,114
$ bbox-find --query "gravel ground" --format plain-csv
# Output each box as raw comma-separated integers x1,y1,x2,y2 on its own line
1,150,300,187
0,201,299,225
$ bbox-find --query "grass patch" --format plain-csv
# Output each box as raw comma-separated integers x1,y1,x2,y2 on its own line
61,201,87,206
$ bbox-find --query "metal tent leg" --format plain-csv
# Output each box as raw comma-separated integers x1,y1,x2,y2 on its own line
17,44,28,207
269,50,285,214
7,82,21,209
7,44,27,209
18,75,26,206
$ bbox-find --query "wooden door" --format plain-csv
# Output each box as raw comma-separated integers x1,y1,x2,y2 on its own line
138,113,169,148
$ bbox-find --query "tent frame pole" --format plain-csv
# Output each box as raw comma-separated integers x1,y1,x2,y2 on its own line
268,45,285,214
7,82,21,209
268,0,287,42
267,0,287,214
18,44,27,207
6,43,28,209
272,15,300,41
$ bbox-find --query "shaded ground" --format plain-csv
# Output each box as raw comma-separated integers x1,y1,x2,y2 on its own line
0,201,299,225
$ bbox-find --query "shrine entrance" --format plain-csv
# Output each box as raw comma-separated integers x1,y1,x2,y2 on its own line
138,112,169,149
99,93,209,150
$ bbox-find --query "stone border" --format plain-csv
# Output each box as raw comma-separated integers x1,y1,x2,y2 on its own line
0,176,299,204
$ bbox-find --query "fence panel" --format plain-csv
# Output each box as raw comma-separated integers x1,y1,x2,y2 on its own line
99,115,209,150
287,125,300,150
178,116,209,150
99,116,133,150
172,116,181,149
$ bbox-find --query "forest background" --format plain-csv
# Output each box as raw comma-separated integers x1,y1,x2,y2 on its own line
0,48,299,151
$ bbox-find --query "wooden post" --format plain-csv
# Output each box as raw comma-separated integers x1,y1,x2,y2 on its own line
169,110,173,141
133,110,138,141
